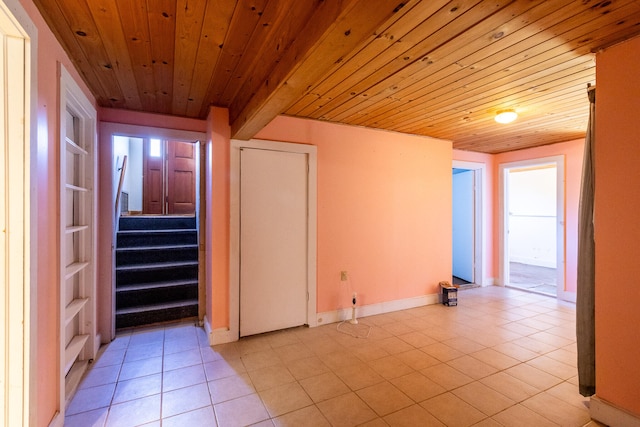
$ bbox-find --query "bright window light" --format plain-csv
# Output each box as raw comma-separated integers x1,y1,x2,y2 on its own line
149,138,161,157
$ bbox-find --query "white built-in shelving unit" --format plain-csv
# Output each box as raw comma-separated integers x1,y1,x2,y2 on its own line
59,66,98,414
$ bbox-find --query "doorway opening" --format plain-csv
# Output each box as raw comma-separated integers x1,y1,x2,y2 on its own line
500,157,566,299
452,160,486,288
452,168,475,286
113,135,200,328
114,136,197,216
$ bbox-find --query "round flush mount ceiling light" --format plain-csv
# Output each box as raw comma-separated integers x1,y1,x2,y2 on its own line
495,109,518,124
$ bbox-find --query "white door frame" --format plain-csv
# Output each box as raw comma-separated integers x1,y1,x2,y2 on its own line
229,139,317,341
0,1,36,426
499,156,570,301
452,160,486,286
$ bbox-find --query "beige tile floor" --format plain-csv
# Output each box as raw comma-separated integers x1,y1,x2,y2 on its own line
64,286,603,427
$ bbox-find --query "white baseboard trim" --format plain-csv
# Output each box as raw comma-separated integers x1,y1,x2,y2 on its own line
211,328,236,345
481,277,497,287
93,333,102,359
203,315,212,334
203,315,238,345
591,395,640,427
204,293,444,345
559,290,577,303
509,256,556,269
316,293,440,326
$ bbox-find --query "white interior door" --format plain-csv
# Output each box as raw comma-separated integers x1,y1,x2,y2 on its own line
1,5,33,425
452,169,474,282
240,148,308,336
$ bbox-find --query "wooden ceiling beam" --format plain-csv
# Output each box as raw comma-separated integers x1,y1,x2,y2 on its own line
199,0,269,116
229,0,415,140
219,0,320,108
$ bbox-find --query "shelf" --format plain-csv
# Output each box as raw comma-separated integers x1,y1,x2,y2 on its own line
65,137,88,156
65,183,89,192
61,83,96,408
65,262,89,280
65,360,89,403
64,298,89,326
64,334,89,375
65,225,89,234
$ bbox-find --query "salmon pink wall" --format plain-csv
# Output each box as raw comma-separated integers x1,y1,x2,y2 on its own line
25,5,94,427
594,37,640,417
15,0,97,425
207,107,231,329
494,139,584,295
452,150,496,283
255,116,453,313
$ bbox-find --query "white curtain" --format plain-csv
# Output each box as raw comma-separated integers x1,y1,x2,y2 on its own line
577,85,596,397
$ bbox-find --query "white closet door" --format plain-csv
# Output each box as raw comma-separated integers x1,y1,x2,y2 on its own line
240,148,308,336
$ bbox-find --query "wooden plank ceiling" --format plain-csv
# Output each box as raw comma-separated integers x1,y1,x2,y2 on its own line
34,0,640,153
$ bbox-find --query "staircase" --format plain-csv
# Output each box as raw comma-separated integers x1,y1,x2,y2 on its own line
115,216,199,329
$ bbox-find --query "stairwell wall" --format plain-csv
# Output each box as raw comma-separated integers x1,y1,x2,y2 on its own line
206,107,231,330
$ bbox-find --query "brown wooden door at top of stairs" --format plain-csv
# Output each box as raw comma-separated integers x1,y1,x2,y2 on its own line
143,139,163,215
167,141,196,215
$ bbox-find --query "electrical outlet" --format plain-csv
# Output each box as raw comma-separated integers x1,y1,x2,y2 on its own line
340,271,348,281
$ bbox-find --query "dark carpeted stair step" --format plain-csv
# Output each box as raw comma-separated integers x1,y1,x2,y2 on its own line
119,216,196,231
116,279,198,309
117,229,197,247
115,215,199,329
116,261,198,286
116,244,198,266
115,300,198,329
